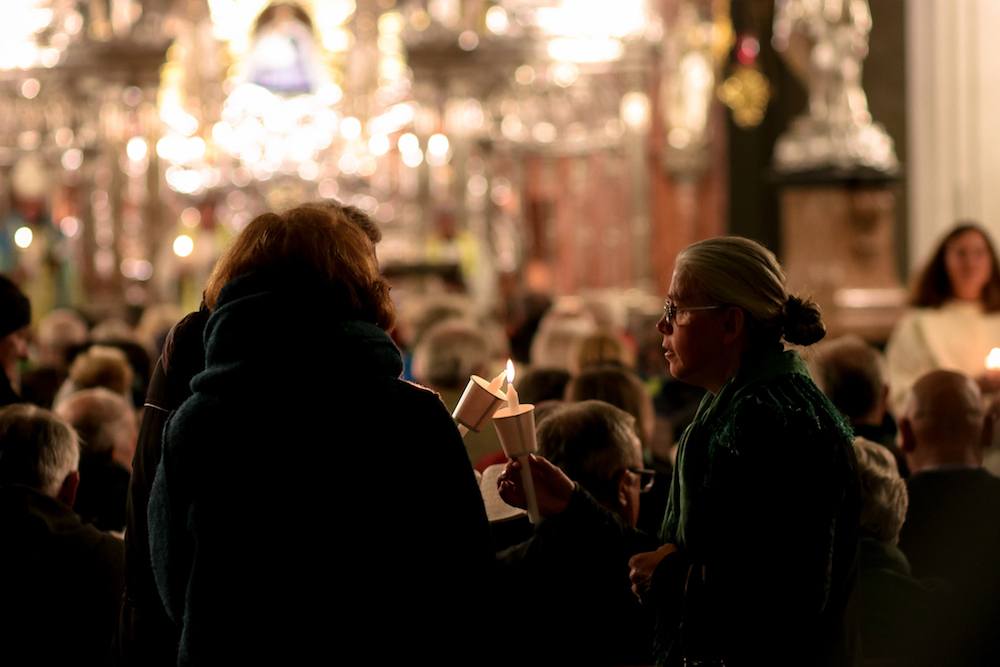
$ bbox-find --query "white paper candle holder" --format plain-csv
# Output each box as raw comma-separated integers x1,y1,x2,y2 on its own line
493,404,537,459
452,375,507,433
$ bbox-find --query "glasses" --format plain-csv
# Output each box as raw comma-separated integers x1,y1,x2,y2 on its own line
626,467,656,493
663,300,720,326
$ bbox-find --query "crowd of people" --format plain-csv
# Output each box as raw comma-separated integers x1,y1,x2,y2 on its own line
0,205,999,666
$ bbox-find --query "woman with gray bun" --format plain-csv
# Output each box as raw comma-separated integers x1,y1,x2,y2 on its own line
502,237,860,666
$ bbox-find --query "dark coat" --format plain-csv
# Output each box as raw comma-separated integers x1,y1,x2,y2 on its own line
654,349,861,667
897,468,1000,667
0,485,124,665
112,308,207,667
148,270,496,665
498,486,659,666
0,366,20,408
858,535,934,666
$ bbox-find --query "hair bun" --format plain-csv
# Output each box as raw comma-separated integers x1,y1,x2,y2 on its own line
782,295,826,346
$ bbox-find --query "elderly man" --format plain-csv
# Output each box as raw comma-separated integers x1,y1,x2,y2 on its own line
0,275,31,407
0,403,125,664
56,388,138,532
498,401,658,665
896,370,1000,666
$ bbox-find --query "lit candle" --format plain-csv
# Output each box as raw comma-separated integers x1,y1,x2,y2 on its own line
495,359,539,522
505,359,519,411
987,349,1000,370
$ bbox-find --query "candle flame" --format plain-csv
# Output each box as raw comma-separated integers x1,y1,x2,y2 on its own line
987,348,1000,370
506,359,515,384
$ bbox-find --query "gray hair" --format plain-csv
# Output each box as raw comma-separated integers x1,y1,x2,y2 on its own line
675,236,825,348
536,400,642,508
55,388,137,462
853,437,908,544
0,404,80,497
411,319,490,391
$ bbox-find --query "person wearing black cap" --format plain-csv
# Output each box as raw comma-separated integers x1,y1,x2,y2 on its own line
0,275,30,407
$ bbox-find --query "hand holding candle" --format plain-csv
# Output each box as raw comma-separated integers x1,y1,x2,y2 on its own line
493,360,540,523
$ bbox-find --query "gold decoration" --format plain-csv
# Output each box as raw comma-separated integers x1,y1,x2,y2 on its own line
710,0,735,66
718,65,769,128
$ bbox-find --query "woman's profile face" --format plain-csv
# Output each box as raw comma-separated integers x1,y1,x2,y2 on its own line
656,270,728,392
944,230,993,302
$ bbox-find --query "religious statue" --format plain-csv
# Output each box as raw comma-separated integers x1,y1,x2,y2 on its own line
771,0,898,174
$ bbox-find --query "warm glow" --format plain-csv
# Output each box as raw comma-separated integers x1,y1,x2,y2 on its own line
60,216,79,237
126,137,148,161
506,359,515,384
61,148,83,171
401,150,423,167
369,134,390,155
161,105,199,137
548,38,624,63
398,133,419,154
341,117,362,139
173,235,194,257
535,0,648,40
486,6,509,35
622,92,650,127
14,227,32,248
21,78,39,99
986,348,1000,370
458,30,479,51
180,207,201,228
428,133,449,156
0,4,53,71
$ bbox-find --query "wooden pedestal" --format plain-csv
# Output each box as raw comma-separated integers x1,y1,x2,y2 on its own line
779,184,905,343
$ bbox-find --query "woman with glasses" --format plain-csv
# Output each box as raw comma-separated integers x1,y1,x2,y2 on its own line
501,236,860,666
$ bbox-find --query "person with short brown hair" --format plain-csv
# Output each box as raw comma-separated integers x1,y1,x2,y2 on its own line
148,205,493,665
201,205,394,329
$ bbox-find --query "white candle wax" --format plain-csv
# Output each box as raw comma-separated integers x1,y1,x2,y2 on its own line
506,382,519,412
486,369,507,393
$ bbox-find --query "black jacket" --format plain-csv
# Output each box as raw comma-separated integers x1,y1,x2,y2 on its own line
0,485,124,664
112,308,208,667
498,487,659,666
147,270,496,665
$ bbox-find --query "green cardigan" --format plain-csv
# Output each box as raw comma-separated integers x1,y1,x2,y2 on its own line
654,348,861,667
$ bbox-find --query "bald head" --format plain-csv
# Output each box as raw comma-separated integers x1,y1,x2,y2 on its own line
900,370,987,472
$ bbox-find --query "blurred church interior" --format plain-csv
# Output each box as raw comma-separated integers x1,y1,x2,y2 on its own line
0,0,989,345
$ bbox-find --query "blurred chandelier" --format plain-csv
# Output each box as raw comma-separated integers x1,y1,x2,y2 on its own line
153,0,665,219
155,0,418,210
400,0,659,152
